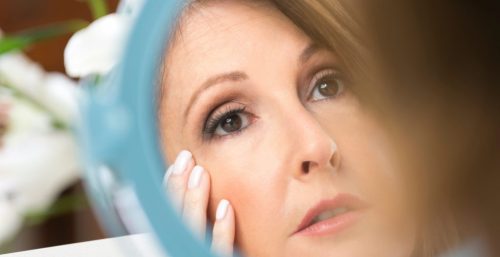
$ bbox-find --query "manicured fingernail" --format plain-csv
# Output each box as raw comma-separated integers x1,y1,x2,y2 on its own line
216,199,230,221
173,150,192,175
163,165,175,185
188,165,204,189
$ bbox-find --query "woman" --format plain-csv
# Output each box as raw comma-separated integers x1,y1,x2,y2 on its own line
275,1,499,256
159,1,416,256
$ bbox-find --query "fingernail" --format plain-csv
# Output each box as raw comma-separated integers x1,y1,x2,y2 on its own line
173,150,192,175
163,165,175,185
216,199,230,221
188,165,204,189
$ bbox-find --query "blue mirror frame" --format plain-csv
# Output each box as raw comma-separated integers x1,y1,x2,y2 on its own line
79,0,216,256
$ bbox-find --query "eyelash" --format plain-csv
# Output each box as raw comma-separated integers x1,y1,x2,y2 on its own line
202,104,247,139
307,68,344,101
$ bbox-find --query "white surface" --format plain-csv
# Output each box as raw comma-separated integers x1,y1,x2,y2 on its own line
1,234,167,257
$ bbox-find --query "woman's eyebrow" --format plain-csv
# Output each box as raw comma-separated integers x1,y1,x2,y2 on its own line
184,71,248,119
299,43,320,65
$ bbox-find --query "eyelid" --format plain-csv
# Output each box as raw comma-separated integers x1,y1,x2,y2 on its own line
306,68,338,100
202,101,247,137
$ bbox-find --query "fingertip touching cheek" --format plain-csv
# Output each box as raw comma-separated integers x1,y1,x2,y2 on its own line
159,1,415,257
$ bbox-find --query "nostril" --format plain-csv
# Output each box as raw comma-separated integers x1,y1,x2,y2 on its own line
301,161,311,174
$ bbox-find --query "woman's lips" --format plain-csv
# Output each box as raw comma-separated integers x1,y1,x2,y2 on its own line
293,193,369,237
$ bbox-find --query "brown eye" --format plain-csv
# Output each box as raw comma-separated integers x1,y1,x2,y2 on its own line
215,112,249,136
310,69,344,101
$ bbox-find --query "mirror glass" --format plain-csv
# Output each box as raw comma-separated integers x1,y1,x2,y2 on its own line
152,1,417,257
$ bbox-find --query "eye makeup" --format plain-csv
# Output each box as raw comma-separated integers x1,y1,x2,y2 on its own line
204,105,245,134
306,68,346,102
202,100,252,140
300,60,341,96
194,50,346,143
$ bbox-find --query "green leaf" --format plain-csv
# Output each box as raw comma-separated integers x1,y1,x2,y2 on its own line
87,0,109,19
0,19,89,55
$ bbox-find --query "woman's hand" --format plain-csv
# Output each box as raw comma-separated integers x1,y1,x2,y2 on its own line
164,150,235,256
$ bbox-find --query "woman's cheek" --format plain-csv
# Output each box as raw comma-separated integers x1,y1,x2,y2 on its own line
199,138,280,229
198,143,252,218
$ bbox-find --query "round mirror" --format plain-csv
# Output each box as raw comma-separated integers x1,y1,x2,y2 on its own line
78,1,476,257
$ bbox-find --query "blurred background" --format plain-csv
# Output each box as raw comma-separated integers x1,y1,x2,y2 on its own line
0,0,118,254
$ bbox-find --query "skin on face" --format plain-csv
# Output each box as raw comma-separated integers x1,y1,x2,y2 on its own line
160,1,415,256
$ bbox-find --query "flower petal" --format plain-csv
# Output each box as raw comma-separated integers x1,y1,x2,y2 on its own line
64,14,131,78
41,73,81,124
0,131,80,213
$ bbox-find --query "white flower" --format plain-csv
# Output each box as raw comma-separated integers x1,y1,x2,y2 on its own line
0,30,82,245
0,75,81,245
0,94,52,137
64,0,144,78
0,52,46,96
0,52,81,124
0,0,146,244
0,130,80,213
64,14,130,77
0,54,81,213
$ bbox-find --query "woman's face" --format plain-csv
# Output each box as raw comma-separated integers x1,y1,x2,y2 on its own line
160,1,415,257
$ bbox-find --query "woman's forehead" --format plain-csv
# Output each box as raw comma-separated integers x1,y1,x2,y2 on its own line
162,1,310,103
170,1,307,59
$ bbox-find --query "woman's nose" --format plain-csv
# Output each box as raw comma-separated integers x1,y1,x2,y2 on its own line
284,108,340,179
300,140,338,176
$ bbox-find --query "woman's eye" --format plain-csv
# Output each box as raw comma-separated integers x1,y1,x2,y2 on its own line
310,69,345,101
214,112,250,136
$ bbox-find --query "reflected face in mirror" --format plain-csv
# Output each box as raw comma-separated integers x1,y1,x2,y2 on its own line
160,1,415,256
